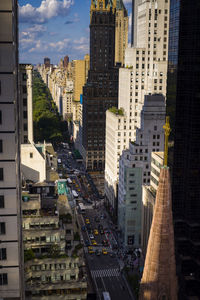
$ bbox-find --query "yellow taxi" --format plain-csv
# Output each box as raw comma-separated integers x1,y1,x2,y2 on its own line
91,240,97,246
85,218,90,224
102,248,108,255
94,229,99,235
88,246,94,254
72,179,75,183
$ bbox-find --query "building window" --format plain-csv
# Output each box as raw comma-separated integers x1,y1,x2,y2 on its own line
0,222,6,235
23,111,27,119
0,248,7,260
0,168,3,181
22,86,27,94
30,153,33,158
0,195,4,208
23,123,27,131
24,136,28,143
23,98,27,106
0,140,2,153
0,273,8,285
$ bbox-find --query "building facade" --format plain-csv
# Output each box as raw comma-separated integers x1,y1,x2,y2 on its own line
22,192,87,299
82,0,128,172
118,95,165,246
141,151,163,256
172,1,200,298
0,1,23,298
19,64,34,144
105,0,169,215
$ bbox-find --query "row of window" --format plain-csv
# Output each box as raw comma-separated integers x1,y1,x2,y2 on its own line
31,262,77,271
0,110,27,121
24,235,65,243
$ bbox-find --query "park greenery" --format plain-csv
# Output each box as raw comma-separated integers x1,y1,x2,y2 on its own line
109,106,124,116
33,71,69,144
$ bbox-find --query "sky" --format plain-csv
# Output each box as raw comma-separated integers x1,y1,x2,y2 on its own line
18,0,132,65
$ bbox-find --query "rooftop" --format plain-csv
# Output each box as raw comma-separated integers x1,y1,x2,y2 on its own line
108,106,124,116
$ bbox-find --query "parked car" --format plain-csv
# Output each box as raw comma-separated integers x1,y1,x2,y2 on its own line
102,248,108,255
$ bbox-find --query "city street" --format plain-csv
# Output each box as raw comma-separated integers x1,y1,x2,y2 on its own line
56,143,135,300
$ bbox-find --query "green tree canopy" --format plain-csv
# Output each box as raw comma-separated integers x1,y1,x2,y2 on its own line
33,71,69,144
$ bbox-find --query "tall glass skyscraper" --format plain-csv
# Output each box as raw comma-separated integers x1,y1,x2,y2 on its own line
172,1,200,298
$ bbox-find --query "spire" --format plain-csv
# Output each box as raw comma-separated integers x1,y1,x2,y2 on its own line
163,116,171,166
139,167,178,300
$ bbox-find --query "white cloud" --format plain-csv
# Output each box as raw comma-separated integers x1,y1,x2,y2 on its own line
19,25,47,50
19,0,74,24
74,37,88,44
49,38,70,52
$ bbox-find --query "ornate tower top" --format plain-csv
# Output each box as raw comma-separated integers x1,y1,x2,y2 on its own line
90,0,125,13
139,167,178,300
163,116,171,166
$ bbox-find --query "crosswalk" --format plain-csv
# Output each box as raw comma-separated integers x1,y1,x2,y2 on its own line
91,268,120,278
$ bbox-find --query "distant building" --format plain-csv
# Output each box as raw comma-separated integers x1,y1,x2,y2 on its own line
141,151,164,256
0,1,24,298
44,57,50,68
63,55,69,68
19,64,34,144
82,0,128,172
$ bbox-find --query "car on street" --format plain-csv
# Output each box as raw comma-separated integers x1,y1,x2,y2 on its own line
95,249,101,256
100,229,104,235
85,218,90,224
102,248,108,255
89,234,94,239
88,246,94,254
91,240,97,246
94,229,98,235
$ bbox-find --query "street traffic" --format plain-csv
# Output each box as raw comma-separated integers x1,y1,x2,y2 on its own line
56,143,134,300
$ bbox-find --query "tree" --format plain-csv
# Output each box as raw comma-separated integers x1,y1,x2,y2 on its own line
32,70,69,143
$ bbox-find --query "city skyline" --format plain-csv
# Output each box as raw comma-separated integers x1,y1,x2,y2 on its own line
19,0,132,65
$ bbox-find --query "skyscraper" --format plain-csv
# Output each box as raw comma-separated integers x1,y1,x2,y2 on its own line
172,1,200,298
105,0,169,217
0,0,23,298
82,0,128,172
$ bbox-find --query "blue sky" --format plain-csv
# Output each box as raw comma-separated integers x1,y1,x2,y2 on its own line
19,0,132,65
